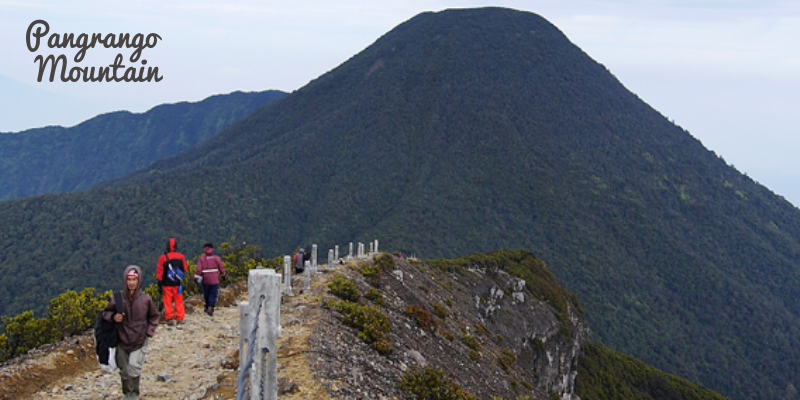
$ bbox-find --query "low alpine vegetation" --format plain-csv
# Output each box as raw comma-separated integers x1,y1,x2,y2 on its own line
405,305,438,332
399,365,474,400
325,300,392,354
364,288,386,307
328,274,361,302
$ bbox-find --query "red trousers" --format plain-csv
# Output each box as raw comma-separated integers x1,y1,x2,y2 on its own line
162,286,185,321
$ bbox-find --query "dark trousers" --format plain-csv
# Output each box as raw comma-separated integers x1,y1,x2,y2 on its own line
202,284,220,308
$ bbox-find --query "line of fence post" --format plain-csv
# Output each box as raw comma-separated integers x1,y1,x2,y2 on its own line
282,255,293,296
304,260,311,291
237,240,379,397
311,244,318,274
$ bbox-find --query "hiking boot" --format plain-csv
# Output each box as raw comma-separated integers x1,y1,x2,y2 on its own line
204,307,212,316
177,319,185,325
131,376,140,400
208,307,214,317
167,319,176,326
121,377,136,399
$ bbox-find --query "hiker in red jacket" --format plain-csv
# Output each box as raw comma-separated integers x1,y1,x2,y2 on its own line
194,242,226,316
156,238,188,325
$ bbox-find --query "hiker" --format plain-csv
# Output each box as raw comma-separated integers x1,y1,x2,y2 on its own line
156,238,188,325
194,242,226,316
294,248,307,273
102,265,158,400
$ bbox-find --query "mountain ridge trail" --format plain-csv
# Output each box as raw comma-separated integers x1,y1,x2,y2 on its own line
0,273,334,400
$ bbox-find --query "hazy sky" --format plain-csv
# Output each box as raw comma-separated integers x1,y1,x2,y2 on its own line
1,1,799,206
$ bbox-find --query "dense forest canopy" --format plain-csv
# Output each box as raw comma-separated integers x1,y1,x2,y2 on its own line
0,90,286,201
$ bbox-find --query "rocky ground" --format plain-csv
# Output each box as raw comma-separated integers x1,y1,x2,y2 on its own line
1,254,586,400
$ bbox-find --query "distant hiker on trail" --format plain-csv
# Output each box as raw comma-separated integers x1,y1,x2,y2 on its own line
194,242,226,317
293,247,309,274
102,265,158,400
157,238,188,325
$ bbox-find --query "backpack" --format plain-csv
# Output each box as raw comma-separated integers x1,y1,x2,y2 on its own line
294,250,306,273
94,291,123,372
164,254,185,285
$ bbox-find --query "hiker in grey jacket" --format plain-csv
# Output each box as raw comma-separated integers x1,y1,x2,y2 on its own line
102,265,159,400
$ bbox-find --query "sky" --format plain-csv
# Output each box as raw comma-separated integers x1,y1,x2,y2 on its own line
1,1,799,206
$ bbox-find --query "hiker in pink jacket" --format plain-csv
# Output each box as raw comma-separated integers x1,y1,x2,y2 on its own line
194,243,226,316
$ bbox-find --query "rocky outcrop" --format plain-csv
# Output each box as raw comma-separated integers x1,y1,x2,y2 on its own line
310,253,588,400
470,265,589,399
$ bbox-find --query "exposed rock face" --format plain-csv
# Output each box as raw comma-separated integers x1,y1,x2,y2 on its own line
471,267,589,399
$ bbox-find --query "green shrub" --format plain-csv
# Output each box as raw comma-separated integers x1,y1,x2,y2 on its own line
328,274,361,302
179,262,200,297
217,240,270,283
47,288,110,337
0,286,113,362
442,330,455,341
460,334,482,352
444,298,453,307
497,349,516,371
375,253,396,271
432,303,449,320
360,263,382,286
326,300,392,354
468,349,481,362
144,283,162,311
0,312,55,361
406,305,438,332
364,288,386,307
418,285,429,294
458,332,482,362
398,366,474,400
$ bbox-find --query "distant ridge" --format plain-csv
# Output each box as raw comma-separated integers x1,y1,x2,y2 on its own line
0,8,798,399
0,90,286,201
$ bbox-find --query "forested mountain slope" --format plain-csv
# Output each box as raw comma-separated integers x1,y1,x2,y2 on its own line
0,90,286,201
1,7,798,400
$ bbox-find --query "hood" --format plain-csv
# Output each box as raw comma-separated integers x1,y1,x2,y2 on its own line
167,238,177,253
123,264,144,298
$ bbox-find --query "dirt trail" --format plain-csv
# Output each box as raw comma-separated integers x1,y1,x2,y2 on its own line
0,273,335,400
